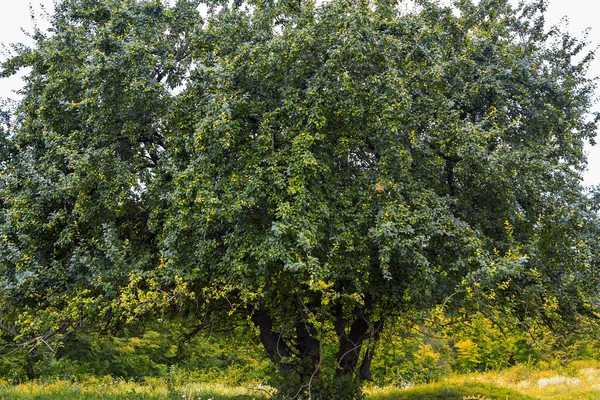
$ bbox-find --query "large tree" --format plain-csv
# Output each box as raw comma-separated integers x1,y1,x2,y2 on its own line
1,0,599,397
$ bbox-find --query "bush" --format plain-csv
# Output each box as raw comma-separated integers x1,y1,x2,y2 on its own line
0,321,271,384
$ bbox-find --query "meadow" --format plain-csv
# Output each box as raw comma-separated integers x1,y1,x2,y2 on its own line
2,312,600,400
2,360,600,399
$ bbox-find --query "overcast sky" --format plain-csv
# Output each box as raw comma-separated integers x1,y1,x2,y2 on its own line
1,0,599,187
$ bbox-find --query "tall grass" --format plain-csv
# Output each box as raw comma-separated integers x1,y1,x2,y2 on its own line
446,359,600,400
0,376,270,399
365,359,600,400
2,360,600,399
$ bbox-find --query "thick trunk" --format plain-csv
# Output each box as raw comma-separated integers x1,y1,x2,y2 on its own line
250,307,290,364
335,301,384,380
335,305,370,377
295,312,321,375
251,305,324,398
358,320,382,381
358,346,375,381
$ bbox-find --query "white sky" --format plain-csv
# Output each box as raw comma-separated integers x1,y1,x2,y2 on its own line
1,0,599,187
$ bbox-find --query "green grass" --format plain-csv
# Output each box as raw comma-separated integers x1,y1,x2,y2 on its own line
442,360,600,400
3,361,600,399
0,378,269,400
367,382,536,400
366,359,600,400
0,382,534,400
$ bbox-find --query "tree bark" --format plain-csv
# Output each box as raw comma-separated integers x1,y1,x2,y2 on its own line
295,312,321,371
249,307,290,364
335,304,370,377
358,320,383,381
358,346,375,381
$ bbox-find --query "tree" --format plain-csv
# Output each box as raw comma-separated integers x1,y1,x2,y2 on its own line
1,0,599,397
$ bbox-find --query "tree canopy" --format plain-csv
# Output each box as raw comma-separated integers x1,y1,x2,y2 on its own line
1,0,599,397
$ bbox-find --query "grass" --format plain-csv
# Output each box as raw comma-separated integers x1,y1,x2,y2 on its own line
366,359,600,400
368,382,536,399
2,360,600,399
0,377,270,399
441,359,600,400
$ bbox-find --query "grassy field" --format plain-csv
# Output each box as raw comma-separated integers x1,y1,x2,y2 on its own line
0,378,269,399
366,359,600,400
1,360,599,399
368,382,537,399
448,360,600,400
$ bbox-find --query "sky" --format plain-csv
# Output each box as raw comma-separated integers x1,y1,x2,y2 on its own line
1,0,599,187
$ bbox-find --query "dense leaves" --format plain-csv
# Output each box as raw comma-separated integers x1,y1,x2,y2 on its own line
1,0,599,397
0,0,201,350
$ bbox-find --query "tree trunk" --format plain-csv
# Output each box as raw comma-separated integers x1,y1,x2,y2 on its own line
358,320,383,381
295,310,321,379
358,346,375,381
335,304,370,377
249,307,290,364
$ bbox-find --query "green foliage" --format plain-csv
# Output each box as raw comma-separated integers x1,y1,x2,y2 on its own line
32,331,169,380
372,325,451,385
0,322,272,387
1,0,599,397
309,375,366,400
448,316,534,373
0,349,29,384
367,310,600,387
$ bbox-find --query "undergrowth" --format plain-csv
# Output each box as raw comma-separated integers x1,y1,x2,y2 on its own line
3,361,600,399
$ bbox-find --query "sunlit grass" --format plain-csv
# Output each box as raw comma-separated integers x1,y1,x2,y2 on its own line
366,381,537,399
2,361,600,399
445,359,600,400
365,359,600,400
0,376,270,399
